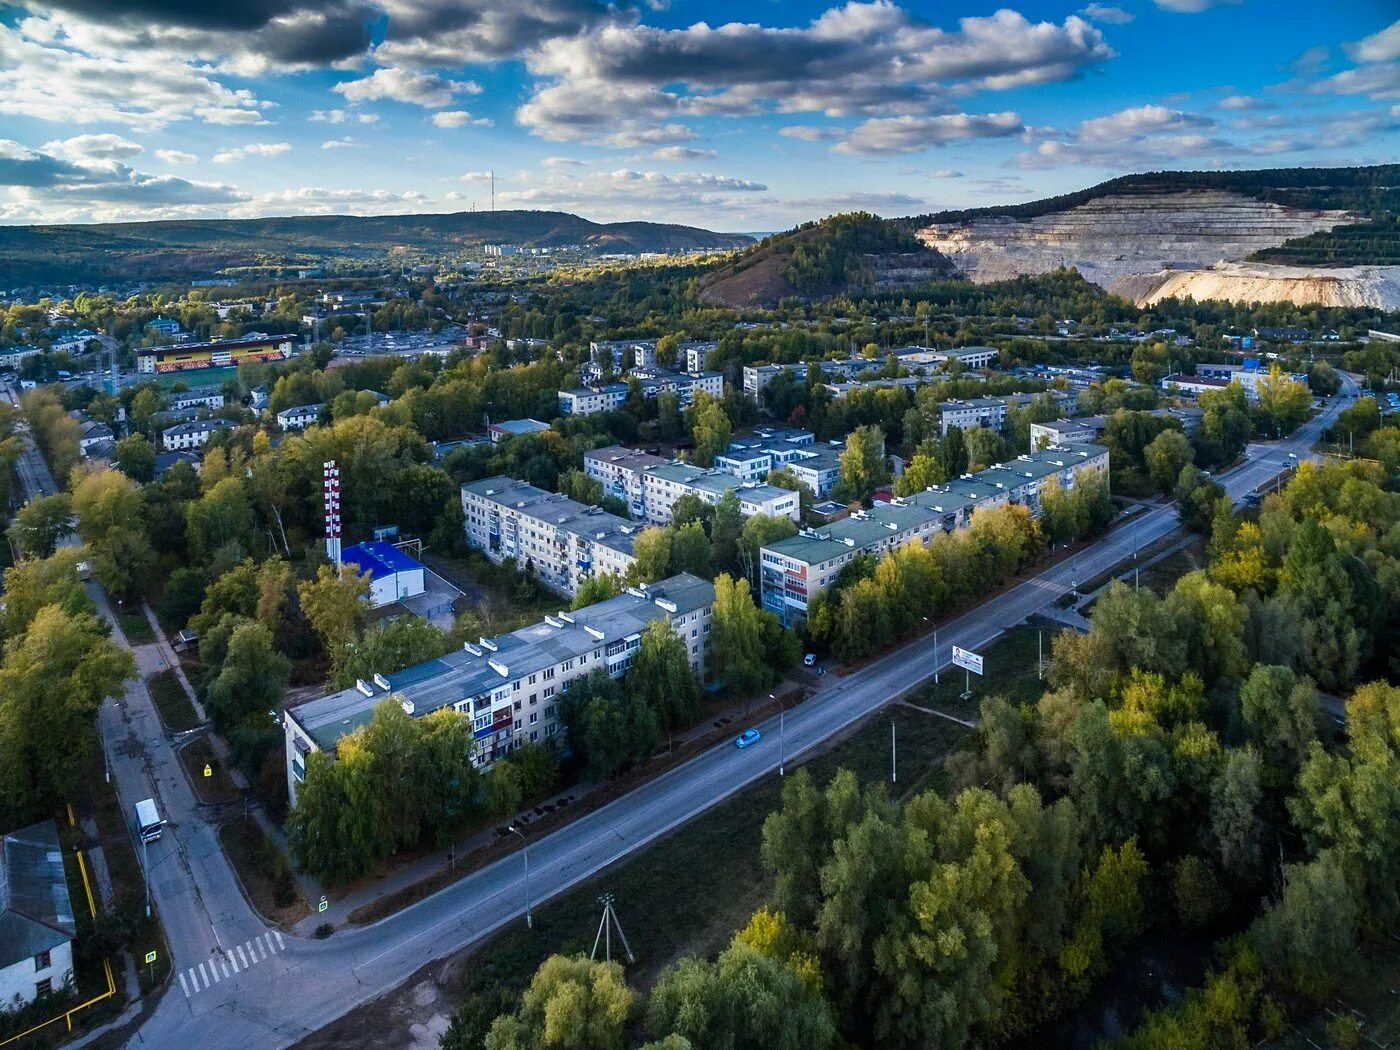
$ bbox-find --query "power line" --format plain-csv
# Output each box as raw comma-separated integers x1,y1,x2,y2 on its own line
590,893,634,964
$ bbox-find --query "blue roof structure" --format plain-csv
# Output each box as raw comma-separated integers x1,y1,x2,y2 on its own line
341,541,422,581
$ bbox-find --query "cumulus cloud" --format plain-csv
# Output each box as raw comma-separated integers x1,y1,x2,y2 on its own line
234,186,432,216
334,67,479,108
779,126,839,142
41,133,143,162
310,108,380,124
0,19,268,128
786,191,927,213
1347,19,1400,65
320,137,363,148
834,112,1023,154
155,149,197,163
211,141,292,163
1078,4,1134,25
1216,94,1263,110
647,145,716,161
431,109,492,127
0,137,246,221
452,170,495,182
518,5,1111,144
493,166,766,220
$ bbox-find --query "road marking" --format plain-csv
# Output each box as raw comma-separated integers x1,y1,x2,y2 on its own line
236,945,248,968
273,930,284,950
220,959,230,978
178,971,190,997
228,950,240,973
197,963,209,988
209,961,220,983
180,933,285,998
256,937,268,960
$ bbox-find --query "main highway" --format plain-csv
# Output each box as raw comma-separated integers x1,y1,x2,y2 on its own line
23,375,1350,1048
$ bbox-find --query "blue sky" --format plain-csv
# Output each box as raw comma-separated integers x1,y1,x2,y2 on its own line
0,0,1397,230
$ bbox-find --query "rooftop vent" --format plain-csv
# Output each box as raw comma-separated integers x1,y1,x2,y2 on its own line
479,637,498,652
355,679,374,697
373,673,390,691
399,698,415,716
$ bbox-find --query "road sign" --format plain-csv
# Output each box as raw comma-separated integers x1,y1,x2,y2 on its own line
144,950,158,964
203,764,212,778
951,646,984,676
318,896,328,913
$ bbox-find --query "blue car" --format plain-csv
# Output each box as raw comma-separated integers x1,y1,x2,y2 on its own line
734,729,762,749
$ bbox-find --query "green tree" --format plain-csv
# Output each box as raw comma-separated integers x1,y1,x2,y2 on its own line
690,394,732,467
630,526,673,584
0,549,92,641
1239,664,1318,790
7,493,72,558
485,955,634,1050
1210,749,1265,884
1255,364,1312,437
1144,429,1193,493
936,425,968,479
297,563,370,652
114,434,156,484
964,426,1008,472
0,605,135,821
571,574,622,610
331,617,447,690
892,449,946,497
837,425,888,503
648,941,836,1050
204,620,290,730
710,488,743,576
1253,850,1361,998
710,573,771,696
185,475,253,561
669,520,712,578
628,620,700,732
737,514,798,587
556,670,659,780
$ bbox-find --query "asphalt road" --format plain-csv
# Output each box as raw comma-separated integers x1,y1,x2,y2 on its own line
12,375,1346,1049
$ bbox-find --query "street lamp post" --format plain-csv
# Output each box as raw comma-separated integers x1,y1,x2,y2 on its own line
142,835,151,919
767,693,788,777
507,826,532,929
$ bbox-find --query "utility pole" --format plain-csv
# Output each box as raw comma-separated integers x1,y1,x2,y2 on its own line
142,836,151,919
1037,629,1043,681
508,826,531,929
591,894,634,964
890,716,897,784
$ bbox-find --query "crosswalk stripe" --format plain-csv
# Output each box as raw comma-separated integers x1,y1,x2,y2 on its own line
228,951,240,973
178,971,190,997
264,933,276,954
235,945,248,968
197,963,209,988
256,938,267,960
209,960,220,983
244,940,256,962
273,930,284,950
220,959,230,978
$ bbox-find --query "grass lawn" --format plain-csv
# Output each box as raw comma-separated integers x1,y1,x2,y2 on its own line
147,669,200,732
113,607,155,645
219,816,309,927
1136,537,1207,596
905,619,1058,723
443,704,971,1007
179,737,240,805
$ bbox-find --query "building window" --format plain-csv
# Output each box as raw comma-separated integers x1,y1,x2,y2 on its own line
35,978,52,997
34,950,50,971
529,712,538,724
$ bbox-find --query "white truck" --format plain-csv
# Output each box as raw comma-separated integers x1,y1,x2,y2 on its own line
134,798,165,844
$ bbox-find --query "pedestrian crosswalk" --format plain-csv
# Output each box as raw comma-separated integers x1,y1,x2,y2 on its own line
177,930,285,997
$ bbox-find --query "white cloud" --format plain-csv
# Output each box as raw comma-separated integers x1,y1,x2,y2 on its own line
779,126,839,142
647,145,716,161
334,67,479,109
431,109,492,128
310,108,381,125
40,133,143,163
453,171,495,182
233,186,433,216
0,20,267,129
1347,20,1400,64
1217,95,1261,110
211,142,292,163
1078,4,1134,25
1151,0,1241,11
834,112,1023,154
155,149,197,164
541,156,588,169
931,169,964,178
518,6,1111,144
320,137,363,149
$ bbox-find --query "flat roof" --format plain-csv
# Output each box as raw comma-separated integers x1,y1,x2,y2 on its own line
462,476,639,556
341,541,423,581
137,335,291,356
288,573,714,751
765,502,938,566
584,445,669,471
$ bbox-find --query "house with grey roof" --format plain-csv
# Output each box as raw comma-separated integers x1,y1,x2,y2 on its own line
283,573,715,799
0,820,76,1008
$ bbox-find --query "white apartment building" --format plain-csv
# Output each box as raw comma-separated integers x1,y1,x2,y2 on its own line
682,341,719,373
461,477,639,597
760,442,1109,625
559,370,723,417
161,418,233,451
276,403,324,430
582,445,669,518
582,449,800,527
169,391,226,412
285,574,715,796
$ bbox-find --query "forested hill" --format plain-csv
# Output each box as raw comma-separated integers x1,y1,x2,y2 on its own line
0,210,754,286
903,165,1400,227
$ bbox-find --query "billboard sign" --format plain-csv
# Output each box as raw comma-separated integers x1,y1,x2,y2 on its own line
951,646,984,676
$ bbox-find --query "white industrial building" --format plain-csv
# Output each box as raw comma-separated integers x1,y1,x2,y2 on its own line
0,820,76,1009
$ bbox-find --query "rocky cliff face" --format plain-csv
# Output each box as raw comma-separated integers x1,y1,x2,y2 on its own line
1112,261,1400,309
914,190,1400,308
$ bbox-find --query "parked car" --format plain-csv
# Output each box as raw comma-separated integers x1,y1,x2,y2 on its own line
734,728,762,749
803,653,816,667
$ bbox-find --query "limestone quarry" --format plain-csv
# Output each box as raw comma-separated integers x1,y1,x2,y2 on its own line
915,189,1400,310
